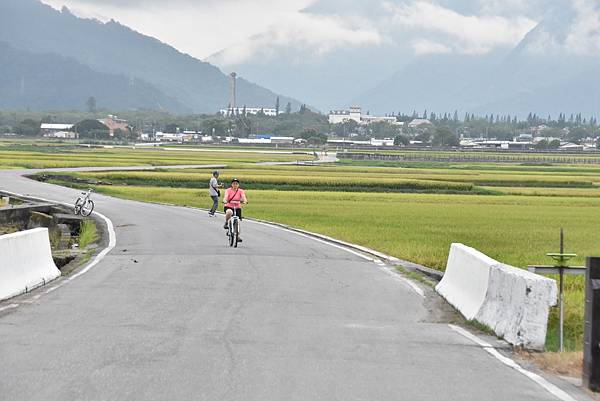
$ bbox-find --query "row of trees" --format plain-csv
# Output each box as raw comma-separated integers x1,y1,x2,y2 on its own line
4,105,600,148
401,109,599,128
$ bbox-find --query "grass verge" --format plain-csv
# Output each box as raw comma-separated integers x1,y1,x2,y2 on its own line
79,219,98,249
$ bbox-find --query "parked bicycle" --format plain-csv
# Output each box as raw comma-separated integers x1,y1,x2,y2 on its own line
226,200,242,247
74,189,95,216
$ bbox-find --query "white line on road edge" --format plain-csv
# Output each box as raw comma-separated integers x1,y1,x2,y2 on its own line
0,303,19,313
449,324,578,401
250,220,426,299
44,210,116,294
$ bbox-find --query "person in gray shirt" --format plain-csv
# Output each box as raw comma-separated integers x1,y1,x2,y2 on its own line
208,171,222,217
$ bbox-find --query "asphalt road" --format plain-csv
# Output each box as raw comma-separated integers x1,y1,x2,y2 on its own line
0,168,591,401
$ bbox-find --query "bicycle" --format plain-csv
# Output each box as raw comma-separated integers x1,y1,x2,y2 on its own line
225,201,242,248
74,189,95,216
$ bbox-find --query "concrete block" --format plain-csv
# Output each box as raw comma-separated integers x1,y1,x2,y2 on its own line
435,243,492,320
436,243,557,350
0,228,61,301
476,263,557,350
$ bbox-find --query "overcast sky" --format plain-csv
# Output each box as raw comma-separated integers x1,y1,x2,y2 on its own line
41,0,598,64
42,0,316,59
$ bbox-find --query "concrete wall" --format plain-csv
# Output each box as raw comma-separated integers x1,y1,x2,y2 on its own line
436,243,557,350
0,228,61,301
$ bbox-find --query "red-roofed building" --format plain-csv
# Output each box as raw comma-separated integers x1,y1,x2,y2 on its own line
100,115,130,137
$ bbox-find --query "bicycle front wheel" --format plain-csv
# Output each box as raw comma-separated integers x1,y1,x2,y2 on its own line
81,199,94,216
233,220,239,248
74,198,83,215
228,223,234,247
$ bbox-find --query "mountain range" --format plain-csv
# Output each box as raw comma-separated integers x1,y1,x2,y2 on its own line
0,0,300,113
1,0,598,117
210,0,600,117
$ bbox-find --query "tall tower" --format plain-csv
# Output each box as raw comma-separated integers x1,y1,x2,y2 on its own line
230,72,237,113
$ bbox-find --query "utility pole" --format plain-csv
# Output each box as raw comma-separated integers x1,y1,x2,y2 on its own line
230,72,237,114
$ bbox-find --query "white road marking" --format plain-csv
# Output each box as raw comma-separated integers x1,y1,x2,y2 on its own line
251,220,375,262
449,325,578,401
250,220,426,298
0,303,19,312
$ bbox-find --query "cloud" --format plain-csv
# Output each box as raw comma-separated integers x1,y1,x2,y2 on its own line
412,39,452,55
386,1,536,55
564,0,600,55
42,0,321,58
517,0,600,56
212,12,382,65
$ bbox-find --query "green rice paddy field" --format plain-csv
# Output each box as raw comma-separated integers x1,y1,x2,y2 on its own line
3,142,600,351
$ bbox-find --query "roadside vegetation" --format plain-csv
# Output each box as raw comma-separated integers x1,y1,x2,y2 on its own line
78,219,98,249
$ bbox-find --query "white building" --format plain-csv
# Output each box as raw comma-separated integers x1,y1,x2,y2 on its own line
328,106,398,126
231,136,294,145
220,107,281,117
326,138,395,147
408,119,432,128
41,123,74,137
155,132,185,142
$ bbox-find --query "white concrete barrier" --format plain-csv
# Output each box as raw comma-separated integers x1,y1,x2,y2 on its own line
0,228,61,301
436,244,557,350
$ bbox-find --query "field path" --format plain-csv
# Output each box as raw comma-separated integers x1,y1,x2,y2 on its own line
0,167,590,401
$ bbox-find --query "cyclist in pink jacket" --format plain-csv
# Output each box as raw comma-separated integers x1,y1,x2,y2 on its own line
223,178,248,241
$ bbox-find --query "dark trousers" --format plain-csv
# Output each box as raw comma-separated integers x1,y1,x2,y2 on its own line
209,195,219,214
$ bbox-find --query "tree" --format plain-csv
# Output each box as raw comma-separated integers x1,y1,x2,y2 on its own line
415,128,433,143
332,120,359,137
15,119,40,136
164,123,178,133
535,139,549,150
369,121,400,138
202,117,229,136
285,102,292,114
74,119,109,139
567,126,589,144
86,96,97,113
113,128,130,141
394,135,409,146
299,128,327,145
431,127,459,147
549,139,561,149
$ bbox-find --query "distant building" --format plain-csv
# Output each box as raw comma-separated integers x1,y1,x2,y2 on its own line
220,107,281,117
329,106,363,124
328,106,398,125
517,133,533,142
408,119,432,128
233,136,294,145
271,136,294,144
326,138,395,147
155,132,185,142
100,115,130,137
461,140,533,150
40,123,74,137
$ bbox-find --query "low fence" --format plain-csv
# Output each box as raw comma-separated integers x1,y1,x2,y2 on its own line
0,228,61,301
436,244,557,350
